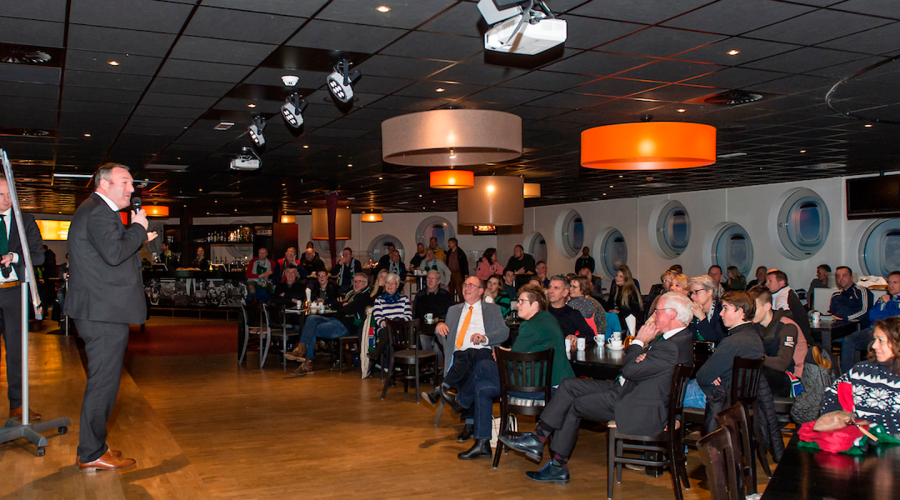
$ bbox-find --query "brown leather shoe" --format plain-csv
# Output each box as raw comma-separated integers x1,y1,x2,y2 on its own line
77,450,136,472
284,344,307,362
9,407,41,422
291,360,314,376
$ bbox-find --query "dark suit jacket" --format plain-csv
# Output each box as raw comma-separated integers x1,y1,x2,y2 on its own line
308,281,340,308
65,193,147,325
5,210,45,280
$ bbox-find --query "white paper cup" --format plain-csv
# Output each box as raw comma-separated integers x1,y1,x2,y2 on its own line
565,338,572,351
576,338,586,351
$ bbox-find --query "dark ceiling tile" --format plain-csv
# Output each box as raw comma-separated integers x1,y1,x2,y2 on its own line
1,0,67,22
499,71,596,91
599,27,725,58
465,87,550,104
542,51,652,77
60,101,133,115
618,59,722,83
146,77,235,97
0,108,56,129
62,86,143,104
184,7,305,44
429,63,526,85
817,21,900,55
572,77,661,97
287,20,405,53
0,81,58,99
243,67,326,88
158,59,254,83
743,47,866,74
65,50,162,76
634,84,719,102
0,17,64,47
201,0,328,17
381,32,481,61
133,105,205,120
678,38,799,66
571,0,711,24
833,0,900,18
367,95,451,111
395,80,484,99
140,92,220,110
0,96,57,111
350,75,414,95
357,55,453,80
586,97,666,115
317,0,456,30
745,74,837,94
745,9,891,45
67,25,177,57
686,67,787,88
527,93,611,109
562,15,644,50
0,65,60,85
64,70,151,92
69,0,194,34
169,36,277,66
420,2,484,38
663,0,816,35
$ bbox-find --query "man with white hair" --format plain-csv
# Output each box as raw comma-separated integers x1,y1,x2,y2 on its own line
499,292,694,484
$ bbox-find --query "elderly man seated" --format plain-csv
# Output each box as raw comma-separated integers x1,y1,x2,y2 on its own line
419,247,450,287
499,293,694,483
329,248,362,294
415,270,453,369
365,273,412,372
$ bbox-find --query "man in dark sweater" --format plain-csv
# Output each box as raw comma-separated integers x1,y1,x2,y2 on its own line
574,246,594,274
414,270,453,367
271,266,306,307
506,244,536,275
695,290,765,434
547,276,592,342
829,266,873,328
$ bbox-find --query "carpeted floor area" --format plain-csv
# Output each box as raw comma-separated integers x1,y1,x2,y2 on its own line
125,317,237,357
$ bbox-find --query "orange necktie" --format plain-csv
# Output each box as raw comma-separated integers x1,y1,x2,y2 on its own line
456,305,473,349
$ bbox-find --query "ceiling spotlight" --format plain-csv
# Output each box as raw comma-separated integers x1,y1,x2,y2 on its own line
800,150,807,153
677,108,686,113
108,60,119,66
376,5,391,13
247,103,257,108
326,60,361,104
865,124,873,128
436,87,446,93
83,133,91,137
303,145,309,149
727,50,740,56
281,75,299,87
281,93,308,128
248,116,266,148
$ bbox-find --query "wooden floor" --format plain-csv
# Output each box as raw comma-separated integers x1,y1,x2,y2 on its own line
2,318,775,499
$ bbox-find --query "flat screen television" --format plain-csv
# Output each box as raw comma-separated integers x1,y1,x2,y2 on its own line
846,175,900,220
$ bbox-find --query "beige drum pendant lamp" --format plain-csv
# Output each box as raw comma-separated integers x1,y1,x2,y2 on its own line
311,208,351,239
458,176,524,226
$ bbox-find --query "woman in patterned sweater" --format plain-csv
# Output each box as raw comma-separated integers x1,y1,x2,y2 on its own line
821,316,900,435
367,273,413,364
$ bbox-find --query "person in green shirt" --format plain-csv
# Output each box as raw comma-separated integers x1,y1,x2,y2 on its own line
454,284,574,460
484,274,512,318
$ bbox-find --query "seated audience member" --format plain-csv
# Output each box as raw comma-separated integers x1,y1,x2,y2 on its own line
689,275,726,343
365,273,413,367
746,265,768,290
708,265,726,299
506,244,536,274
725,266,747,291
765,269,811,342
244,281,269,303
475,248,504,281
191,246,210,271
567,275,606,338
840,271,900,374
647,270,675,314
246,247,275,284
329,248,362,294
535,261,550,288
668,264,683,274
308,270,340,309
607,265,641,298
749,285,805,398
375,243,396,271
430,277,509,442
419,248,450,286
579,267,603,300
695,291,765,433
414,270,453,368
546,276,594,342
604,265,644,333
821,317,900,436
454,285,575,460
528,277,544,289
483,275,512,318
376,249,407,283
370,269,388,299
286,273,373,375
648,272,689,316
428,237,446,262
409,243,427,271
499,293,694,483
806,264,831,310
574,246,594,274
502,268,518,300
829,266,874,328
271,266,306,307
299,244,326,277
275,247,305,282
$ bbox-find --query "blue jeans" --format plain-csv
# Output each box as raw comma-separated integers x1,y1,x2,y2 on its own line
840,328,874,374
299,316,349,360
683,379,706,409
458,359,546,441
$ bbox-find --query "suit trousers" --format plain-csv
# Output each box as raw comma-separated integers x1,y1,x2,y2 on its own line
75,319,130,463
444,347,493,390
539,377,618,459
448,271,464,302
0,286,24,409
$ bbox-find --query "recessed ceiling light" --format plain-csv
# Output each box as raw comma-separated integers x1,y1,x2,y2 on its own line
247,103,256,108
603,193,607,196
303,145,309,148
83,133,91,137
435,88,446,93
419,194,422,197
865,124,873,128
378,177,383,180
677,108,686,113
108,60,119,66
618,175,623,178
347,163,353,167
727,50,740,56
609,185,613,188
800,150,807,153
377,5,391,13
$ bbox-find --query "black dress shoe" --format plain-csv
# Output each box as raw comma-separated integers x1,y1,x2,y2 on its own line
498,433,544,462
421,388,440,407
457,423,474,443
458,439,492,460
440,385,464,414
525,461,570,485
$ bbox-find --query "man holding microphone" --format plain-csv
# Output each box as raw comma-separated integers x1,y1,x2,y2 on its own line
65,163,156,472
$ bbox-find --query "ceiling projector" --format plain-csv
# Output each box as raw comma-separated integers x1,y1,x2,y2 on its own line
230,147,261,171
478,0,566,55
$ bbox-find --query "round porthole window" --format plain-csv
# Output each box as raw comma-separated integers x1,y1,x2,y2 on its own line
856,219,900,277
555,209,584,258
595,227,627,279
771,188,830,260
650,200,691,259
415,216,455,250
707,222,754,277
312,237,345,258
524,232,548,264
367,234,404,266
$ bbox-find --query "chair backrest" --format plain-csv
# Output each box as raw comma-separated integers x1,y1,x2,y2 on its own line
667,364,693,440
385,319,420,350
263,303,285,330
495,348,554,414
730,356,764,406
693,341,715,369
714,403,752,497
697,428,742,500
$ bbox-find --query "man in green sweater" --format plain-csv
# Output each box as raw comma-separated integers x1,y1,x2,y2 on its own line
453,284,574,460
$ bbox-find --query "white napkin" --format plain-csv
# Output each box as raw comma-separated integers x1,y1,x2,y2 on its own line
305,288,312,303
625,314,636,336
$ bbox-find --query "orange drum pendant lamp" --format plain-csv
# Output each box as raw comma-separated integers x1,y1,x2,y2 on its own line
430,169,474,189
361,213,383,222
581,122,716,170
523,182,541,198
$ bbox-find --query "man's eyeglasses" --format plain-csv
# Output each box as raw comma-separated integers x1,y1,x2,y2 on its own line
662,278,673,283
463,283,483,289
654,307,673,315
426,277,440,281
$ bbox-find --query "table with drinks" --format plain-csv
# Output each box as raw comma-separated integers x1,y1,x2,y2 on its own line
568,332,629,380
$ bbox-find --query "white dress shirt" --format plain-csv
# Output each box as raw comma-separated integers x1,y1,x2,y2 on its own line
455,300,489,351
0,208,19,283
94,191,120,212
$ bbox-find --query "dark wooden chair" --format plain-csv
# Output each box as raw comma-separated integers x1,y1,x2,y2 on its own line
697,428,742,500
493,348,554,469
714,404,752,497
730,356,771,484
381,319,438,402
335,334,360,373
607,364,693,500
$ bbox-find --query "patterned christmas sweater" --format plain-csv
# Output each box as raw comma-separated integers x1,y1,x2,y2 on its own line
821,361,900,436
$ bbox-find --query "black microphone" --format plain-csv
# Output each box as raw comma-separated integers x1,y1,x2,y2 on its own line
132,197,142,212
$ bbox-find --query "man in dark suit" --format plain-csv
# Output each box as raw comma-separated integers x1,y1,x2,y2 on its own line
65,163,156,472
0,177,45,423
500,292,694,484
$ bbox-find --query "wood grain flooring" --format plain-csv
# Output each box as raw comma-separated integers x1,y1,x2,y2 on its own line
3,318,776,499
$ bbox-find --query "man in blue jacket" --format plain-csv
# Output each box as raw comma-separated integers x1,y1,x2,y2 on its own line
829,266,874,327
839,271,899,374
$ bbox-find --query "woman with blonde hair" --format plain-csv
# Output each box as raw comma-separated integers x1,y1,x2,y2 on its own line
370,268,388,298
725,266,747,291
604,265,643,331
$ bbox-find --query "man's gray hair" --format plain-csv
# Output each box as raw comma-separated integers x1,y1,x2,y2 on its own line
94,162,129,188
660,292,694,325
689,275,715,292
385,272,401,284
426,269,440,279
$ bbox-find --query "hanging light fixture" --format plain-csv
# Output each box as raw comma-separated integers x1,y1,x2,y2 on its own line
361,213,383,222
458,176,524,226
523,183,541,198
430,170,474,189
311,208,351,239
581,122,716,170
280,215,296,223
144,205,169,217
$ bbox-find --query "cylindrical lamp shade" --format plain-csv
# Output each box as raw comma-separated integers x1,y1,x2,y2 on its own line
311,208,351,240
361,213,383,222
523,183,541,198
280,215,296,223
430,170,474,189
582,122,716,170
145,205,169,217
382,109,523,166
458,176,524,226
